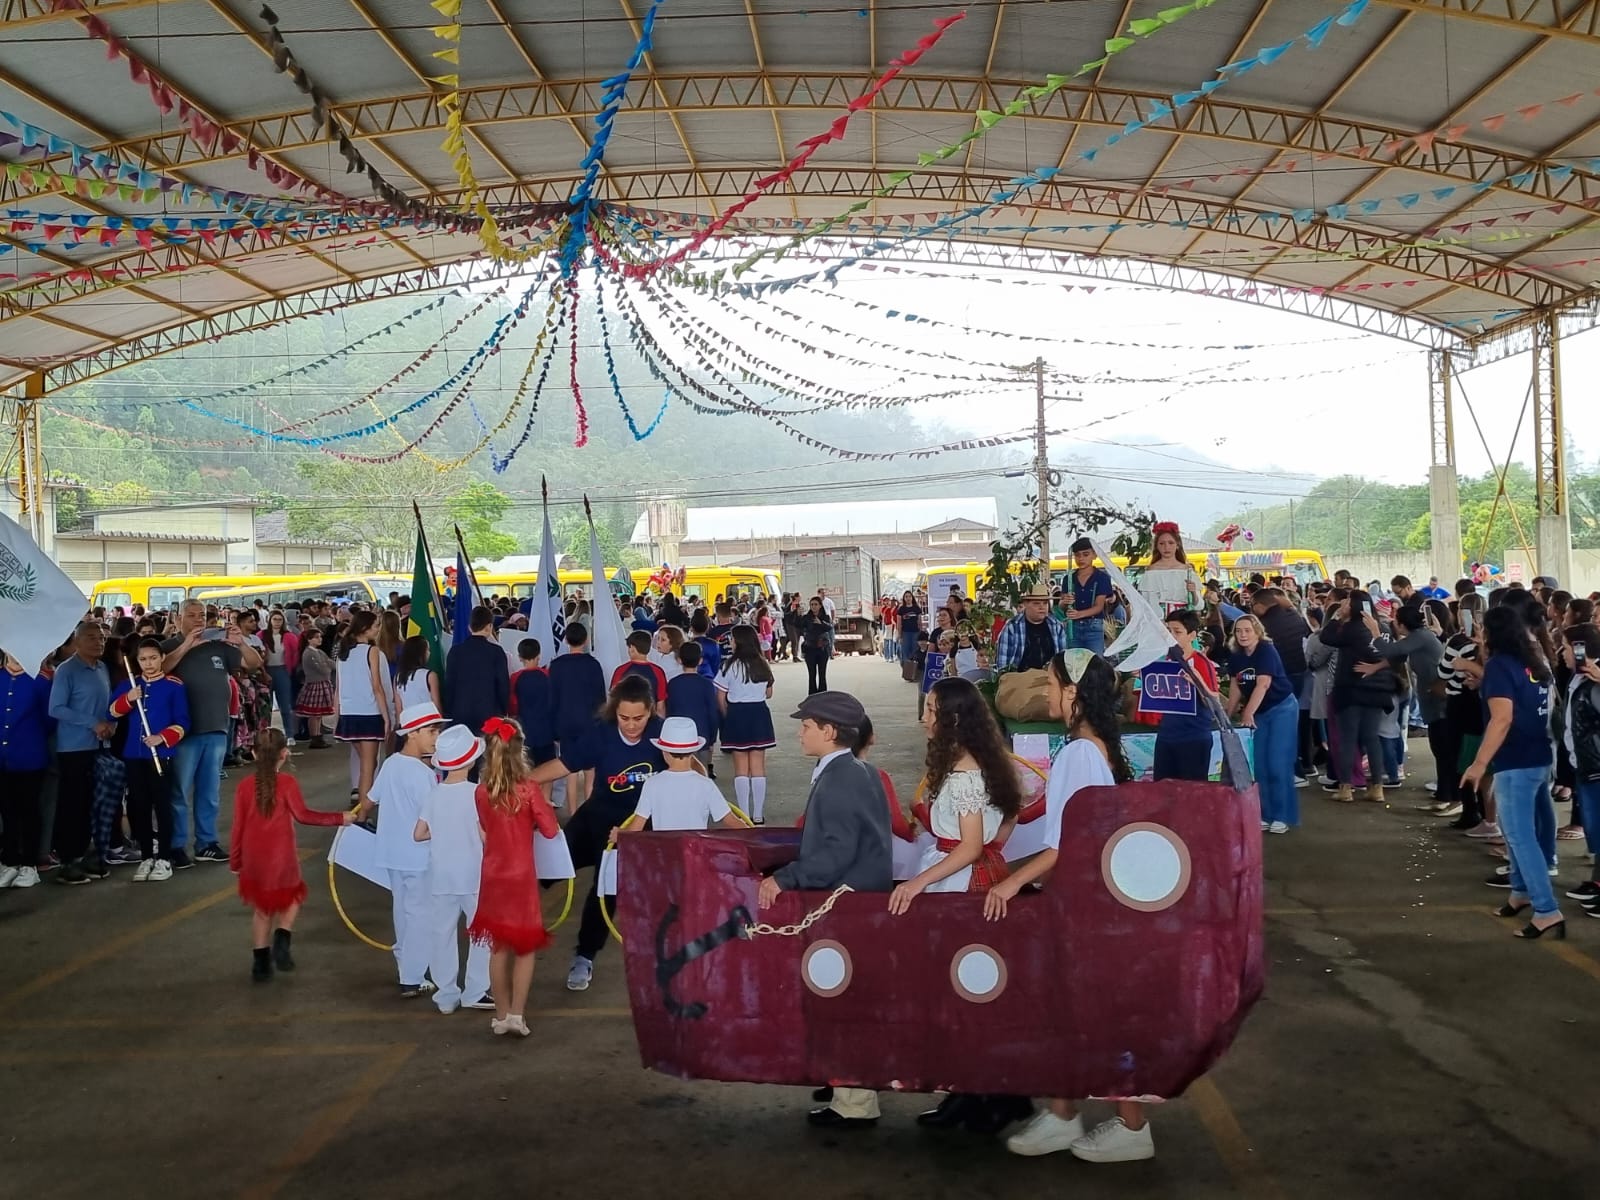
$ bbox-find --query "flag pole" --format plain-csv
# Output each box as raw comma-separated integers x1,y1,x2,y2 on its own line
412,501,446,631
453,523,484,603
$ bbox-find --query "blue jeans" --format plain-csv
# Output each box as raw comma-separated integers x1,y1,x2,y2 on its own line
1577,779,1600,859
172,731,226,853
883,628,898,661
1380,736,1405,783
1496,764,1560,918
1073,619,1106,654
1254,695,1299,826
901,629,919,661
267,665,294,734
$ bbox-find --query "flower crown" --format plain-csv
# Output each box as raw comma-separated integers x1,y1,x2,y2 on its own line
1152,521,1180,536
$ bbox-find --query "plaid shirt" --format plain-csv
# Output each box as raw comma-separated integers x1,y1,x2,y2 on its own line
995,614,1072,671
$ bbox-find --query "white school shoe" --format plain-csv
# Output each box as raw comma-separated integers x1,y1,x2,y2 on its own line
1004,1109,1084,1157
0,865,18,889
1069,1116,1156,1163
131,859,155,882
1267,821,1290,835
10,866,39,888
147,859,174,882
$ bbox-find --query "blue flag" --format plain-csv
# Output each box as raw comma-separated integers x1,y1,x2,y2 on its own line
451,550,478,648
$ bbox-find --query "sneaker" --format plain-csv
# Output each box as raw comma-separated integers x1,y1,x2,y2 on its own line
131,859,155,883
1430,803,1464,819
147,859,173,882
1565,881,1600,901
57,863,92,886
79,855,110,880
398,981,437,999
566,955,594,992
1070,1116,1156,1163
169,849,193,870
286,737,297,747
1318,775,1338,788
1425,780,1438,794
1484,872,1512,888
36,853,61,873
1267,821,1289,835
1293,777,1309,788
464,993,496,1011
1005,1109,1084,1157
105,845,143,867
1464,823,1502,839
194,844,228,864
1260,820,1270,832
10,866,39,888
0,865,18,889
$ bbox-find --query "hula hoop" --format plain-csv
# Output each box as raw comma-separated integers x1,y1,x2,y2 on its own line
328,826,578,949
599,803,758,944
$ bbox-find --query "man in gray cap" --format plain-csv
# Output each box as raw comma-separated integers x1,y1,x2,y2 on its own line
757,689,891,1130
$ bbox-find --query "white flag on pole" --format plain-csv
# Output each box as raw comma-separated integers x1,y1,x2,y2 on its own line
528,485,567,661
1095,537,1178,673
585,498,628,682
0,512,87,672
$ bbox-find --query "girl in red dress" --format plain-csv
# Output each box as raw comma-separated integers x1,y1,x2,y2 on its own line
469,716,560,1036
229,727,354,981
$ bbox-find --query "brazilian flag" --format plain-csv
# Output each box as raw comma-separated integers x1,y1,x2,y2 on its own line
407,528,447,680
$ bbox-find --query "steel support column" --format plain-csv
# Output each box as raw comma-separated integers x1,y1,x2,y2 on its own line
1428,348,1463,587
4,372,44,545
1532,312,1572,587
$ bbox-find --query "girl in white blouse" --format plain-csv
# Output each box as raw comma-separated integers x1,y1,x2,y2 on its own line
1135,521,1203,617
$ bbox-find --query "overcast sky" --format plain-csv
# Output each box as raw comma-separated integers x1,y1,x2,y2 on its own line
686,262,1600,501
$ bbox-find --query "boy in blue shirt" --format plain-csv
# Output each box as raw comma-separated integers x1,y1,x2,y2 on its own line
110,637,190,880
666,640,719,777
1152,611,1220,783
510,638,557,766
689,611,722,679
547,622,607,808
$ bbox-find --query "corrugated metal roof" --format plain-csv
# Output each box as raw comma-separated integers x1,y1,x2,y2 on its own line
631,497,999,543
56,530,246,544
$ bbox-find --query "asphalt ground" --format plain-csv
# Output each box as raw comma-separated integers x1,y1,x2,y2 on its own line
3,654,1598,1199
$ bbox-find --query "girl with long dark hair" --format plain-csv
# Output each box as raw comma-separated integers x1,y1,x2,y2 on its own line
395,634,441,713
260,610,300,747
799,596,834,695
334,610,389,808
1320,590,1394,804
1463,606,1562,937
985,650,1150,1163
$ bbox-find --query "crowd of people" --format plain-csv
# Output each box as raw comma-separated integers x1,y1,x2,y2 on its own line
4,534,1596,1161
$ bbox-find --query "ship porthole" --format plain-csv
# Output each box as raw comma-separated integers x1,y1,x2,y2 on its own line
802,940,852,998
1102,823,1192,912
950,944,1007,1003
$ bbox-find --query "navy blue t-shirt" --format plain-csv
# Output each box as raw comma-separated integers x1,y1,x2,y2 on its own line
666,672,719,746
1071,567,1114,616
1227,643,1293,712
511,667,555,750
1480,654,1554,771
546,651,607,744
559,719,666,816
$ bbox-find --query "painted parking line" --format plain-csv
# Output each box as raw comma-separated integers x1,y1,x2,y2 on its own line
1188,1076,1286,1200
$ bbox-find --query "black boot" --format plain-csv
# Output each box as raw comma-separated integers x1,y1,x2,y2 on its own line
963,1094,1034,1135
252,947,273,983
272,928,295,972
915,1093,977,1129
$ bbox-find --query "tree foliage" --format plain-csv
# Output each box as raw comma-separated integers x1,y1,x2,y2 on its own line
447,480,520,561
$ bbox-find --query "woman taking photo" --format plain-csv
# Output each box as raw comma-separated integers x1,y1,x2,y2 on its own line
1462,606,1562,939
799,596,834,695
1224,614,1299,833
983,651,1153,1164
260,610,300,746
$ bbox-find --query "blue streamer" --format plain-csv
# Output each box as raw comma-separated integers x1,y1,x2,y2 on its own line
491,301,569,473
591,265,667,440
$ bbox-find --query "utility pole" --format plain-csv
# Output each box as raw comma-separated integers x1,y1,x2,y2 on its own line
1033,357,1050,558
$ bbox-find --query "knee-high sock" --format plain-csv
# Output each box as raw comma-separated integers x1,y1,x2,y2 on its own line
751,777,767,822
734,775,751,817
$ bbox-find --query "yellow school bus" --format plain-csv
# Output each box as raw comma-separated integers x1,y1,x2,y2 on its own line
90,573,310,613
193,575,410,609
919,548,1331,600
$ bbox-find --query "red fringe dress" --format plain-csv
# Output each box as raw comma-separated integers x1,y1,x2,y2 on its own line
229,773,345,912
469,781,561,954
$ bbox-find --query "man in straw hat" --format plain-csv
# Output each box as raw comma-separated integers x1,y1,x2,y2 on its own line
995,581,1072,672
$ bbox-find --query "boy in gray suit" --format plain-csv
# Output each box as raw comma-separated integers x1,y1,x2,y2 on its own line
758,690,891,1129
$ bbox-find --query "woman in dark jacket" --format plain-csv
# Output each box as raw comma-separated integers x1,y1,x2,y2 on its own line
1319,591,1396,803
1,646,54,888
1559,623,1600,909
799,597,834,696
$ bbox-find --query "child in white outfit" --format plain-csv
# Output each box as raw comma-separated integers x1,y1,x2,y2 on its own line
413,724,493,1015
617,716,745,835
365,703,446,998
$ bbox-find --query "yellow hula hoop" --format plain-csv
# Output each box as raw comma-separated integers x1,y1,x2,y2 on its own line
329,826,578,946
598,805,757,944
327,825,393,952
